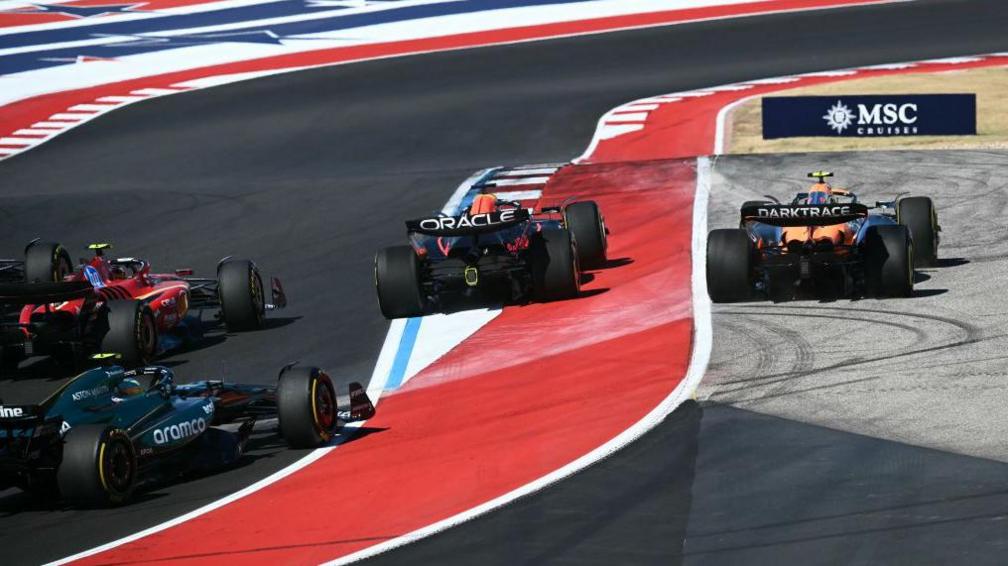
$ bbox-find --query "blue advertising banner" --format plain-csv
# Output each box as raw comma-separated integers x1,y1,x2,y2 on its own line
762,94,976,139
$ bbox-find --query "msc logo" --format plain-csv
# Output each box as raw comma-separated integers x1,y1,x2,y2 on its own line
823,99,919,135
152,418,207,445
0,405,24,418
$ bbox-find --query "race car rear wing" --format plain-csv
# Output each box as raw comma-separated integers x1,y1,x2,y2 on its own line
406,209,531,237
0,403,42,425
741,203,869,227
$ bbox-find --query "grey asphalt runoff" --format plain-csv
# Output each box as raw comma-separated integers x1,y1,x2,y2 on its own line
700,150,1008,464
1,0,1007,564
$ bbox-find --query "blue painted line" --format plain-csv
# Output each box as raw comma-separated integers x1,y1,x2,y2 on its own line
384,316,422,390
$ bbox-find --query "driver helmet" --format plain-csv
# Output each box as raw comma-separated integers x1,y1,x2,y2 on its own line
114,377,144,400
469,193,498,216
807,182,832,205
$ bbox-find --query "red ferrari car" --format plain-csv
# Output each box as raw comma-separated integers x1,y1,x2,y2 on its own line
0,240,287,368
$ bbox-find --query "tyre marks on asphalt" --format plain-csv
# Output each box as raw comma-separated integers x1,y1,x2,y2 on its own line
700,150,1008,463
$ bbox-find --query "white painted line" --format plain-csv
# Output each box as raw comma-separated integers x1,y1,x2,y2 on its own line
574,113,626,163
130,88,181,96
402,309,501,386
13,129,55,136
31,122,74,129
676,91,716,98
0,148,18,155
69,103,118,112
619,103,660,111
714,94,756,155
486,176,551,186
323,157,715,566
800,69,857,77
368,317,408,397
599,123,644,139
744,76,801,85
496,167,557,177
47,113,92,120
494,190,543,201
707,84,753,92
923,56,984,64
0,137,38,146
96,96,145,103
605,112,648,122
859,62,917,70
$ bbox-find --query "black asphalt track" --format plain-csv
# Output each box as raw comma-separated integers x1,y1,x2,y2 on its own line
1,0,1007,563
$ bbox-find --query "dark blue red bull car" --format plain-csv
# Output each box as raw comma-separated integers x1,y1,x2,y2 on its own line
374,194,608,318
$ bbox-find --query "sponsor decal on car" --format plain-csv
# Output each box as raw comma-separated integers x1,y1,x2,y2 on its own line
153,417,207,445
83,265,105,288
408,209,531,235
71,384,111,402
0,405,25,418
756,205,852,218
419,210,517,231
742,203,869,226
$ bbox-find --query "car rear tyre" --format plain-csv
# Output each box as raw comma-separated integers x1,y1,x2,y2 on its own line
530,228,580,301
707,229,753,302
218,259,266,331
375,246,426,319
863,225,913,297
58,425,137,507
564,201,607,268
101,300,157,367
897,196,938,267
277,366,338,449
24,241,72,283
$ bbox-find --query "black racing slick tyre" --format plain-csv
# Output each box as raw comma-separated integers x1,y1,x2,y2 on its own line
564,201,607,268
530,228,580,301
277,366,338,449
897,196,938,267
24,241,72,283
706,229,753,302
58,425,137,507
375,246,425,319
100,300,157,367
218,259,266,331
863,225,913,297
